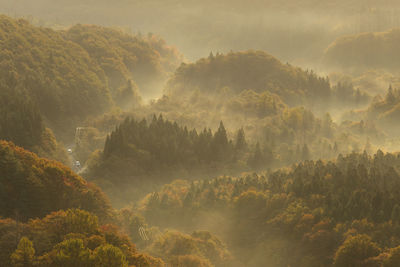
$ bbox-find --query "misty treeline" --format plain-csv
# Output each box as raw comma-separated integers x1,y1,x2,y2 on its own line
85,110,375,205
4,7,400,267
120,150,400,266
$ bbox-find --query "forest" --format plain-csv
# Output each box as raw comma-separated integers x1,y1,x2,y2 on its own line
2,1,400,266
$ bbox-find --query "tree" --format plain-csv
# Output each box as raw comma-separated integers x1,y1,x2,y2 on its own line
234,128,247,152
247,142,264,170
93,245,127,267
53,238,92,267
10,237,35,267
64,209,99,235
334,234,380,267
215,121,228,145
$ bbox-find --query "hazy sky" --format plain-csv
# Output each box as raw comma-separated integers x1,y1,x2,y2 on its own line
2,0,400,66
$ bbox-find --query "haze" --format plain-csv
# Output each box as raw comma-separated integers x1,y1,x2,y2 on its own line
2,1,400,266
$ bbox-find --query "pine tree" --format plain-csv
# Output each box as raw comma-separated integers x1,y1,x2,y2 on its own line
214,121,228,147
248,142,264,170
213,121,229,161
235,128,247,152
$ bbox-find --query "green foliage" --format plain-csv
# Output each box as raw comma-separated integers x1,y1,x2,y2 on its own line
89,111,376,206
65,209,99,235
0,84,43,149
10,237,35,267
0,80,67,162
0,15,181,143
64,24,182,98
165,50,364,110
89,116,243,189
93,244,127,267
0,15,112,140
53,238,91,267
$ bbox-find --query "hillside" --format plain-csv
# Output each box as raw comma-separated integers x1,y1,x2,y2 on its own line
165,50,333,107
130,150,400,266
0,209,164,266
85,116,250,205
64,24,182,99
0,140,111,221
0,15,112,140
0,15,182,142
164,50,369,112
324,29,400,71
339,85,400,139
84,111,384,206
4,5,400,266
0,82,67,162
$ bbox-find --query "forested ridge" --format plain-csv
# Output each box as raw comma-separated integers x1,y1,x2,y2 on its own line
0,209,164,266
3,5,400,267
0,140,111,221
0,15,181,145
0,140,165,266
128,150,400,266
165,50,366,109
325,29,400,71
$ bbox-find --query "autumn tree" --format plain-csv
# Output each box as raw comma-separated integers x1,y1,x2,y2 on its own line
334,235,380,267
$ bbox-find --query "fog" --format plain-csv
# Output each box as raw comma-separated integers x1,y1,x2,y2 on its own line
3,1,400,266
3,0,400,64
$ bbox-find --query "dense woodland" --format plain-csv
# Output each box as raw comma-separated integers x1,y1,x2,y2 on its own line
3,7,400,267
0,15,181,144
164,50,368,109
128,150,400,266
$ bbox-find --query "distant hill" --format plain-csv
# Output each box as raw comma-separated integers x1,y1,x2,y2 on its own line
165,50,332,107
64,24,183,98
324,29,400,71
0,15,182,142
0,140,111,221
0,15,113,140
